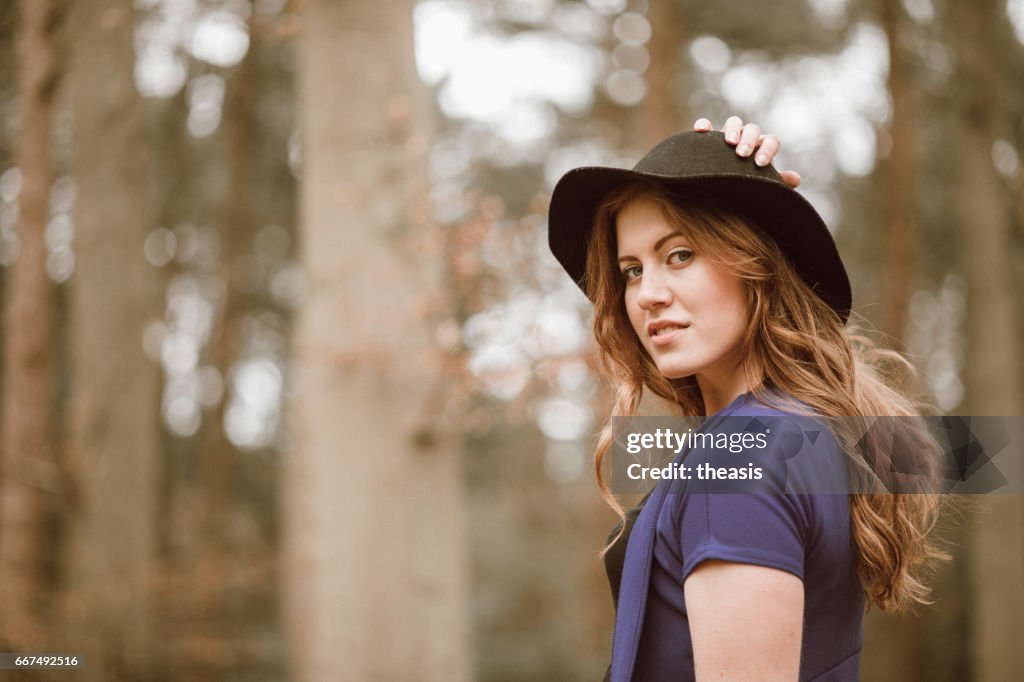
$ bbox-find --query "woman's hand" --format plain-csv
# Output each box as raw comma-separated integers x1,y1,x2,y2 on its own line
693,116,801,188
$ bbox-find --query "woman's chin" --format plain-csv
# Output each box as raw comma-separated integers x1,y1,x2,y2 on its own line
655,365,695,381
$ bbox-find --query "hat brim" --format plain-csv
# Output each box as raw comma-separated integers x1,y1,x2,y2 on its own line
547,166,852,323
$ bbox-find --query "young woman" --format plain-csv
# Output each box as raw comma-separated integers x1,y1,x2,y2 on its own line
547,118,945,681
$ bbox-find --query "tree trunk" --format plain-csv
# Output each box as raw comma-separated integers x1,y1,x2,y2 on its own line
949,1,1024,680
200,12,259,549
285,2,469,680
859,3,927,678
62,1,161,678
181,16,261,671
0,0,61,653
641,0,686,148
877,0,918,343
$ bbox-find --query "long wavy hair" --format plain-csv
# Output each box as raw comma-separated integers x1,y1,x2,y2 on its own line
586,179,947,613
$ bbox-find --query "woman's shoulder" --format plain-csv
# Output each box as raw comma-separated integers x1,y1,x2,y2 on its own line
729,388,819,418
707,389,849,494
726,390,839,442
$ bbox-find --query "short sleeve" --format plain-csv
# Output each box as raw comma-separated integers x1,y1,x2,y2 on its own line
675,417,815,582
678,489,810,581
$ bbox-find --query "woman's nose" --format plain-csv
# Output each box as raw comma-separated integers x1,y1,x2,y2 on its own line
636,270,672,309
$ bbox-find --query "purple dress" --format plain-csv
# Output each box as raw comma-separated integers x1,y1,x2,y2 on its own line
605,391,865,681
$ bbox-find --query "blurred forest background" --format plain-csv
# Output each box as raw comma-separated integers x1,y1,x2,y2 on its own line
0,0,1022,680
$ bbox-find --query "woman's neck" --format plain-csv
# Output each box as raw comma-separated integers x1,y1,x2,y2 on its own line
697,368,753,416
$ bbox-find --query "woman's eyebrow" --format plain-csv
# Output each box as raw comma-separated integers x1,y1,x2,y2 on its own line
617,231,684,263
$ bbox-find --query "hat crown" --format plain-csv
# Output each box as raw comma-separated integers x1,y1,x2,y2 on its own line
632,131,785,186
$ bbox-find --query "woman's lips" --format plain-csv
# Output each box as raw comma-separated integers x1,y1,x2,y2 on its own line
649,326,687,347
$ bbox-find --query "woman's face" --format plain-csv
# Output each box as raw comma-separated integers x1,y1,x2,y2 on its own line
615,195,750,392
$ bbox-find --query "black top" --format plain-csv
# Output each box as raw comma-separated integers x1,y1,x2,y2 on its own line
604,491,653,608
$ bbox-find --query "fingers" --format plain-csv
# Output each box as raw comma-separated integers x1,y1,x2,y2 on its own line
693,116,796,184
734,123,761,158
721,116,744,144
753,134,780,167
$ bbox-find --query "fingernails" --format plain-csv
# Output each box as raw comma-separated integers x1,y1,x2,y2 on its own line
726,132,739,144
737,144,752,156
755,153,769,166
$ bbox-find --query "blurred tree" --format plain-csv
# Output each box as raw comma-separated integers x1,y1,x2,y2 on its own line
284,1,469,679
184,12,260,673
859,2,930,676
176,12,295,675
641,0,687,147
877,0,919,342
62,1,161,679
0,2,15,193
0,0,62,655
0,0,13,444
134,6,296,677
679,0,851,56
200,20,253,539
949,1,1024,680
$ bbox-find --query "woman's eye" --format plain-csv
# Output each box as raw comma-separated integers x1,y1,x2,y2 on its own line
621,265,642,281
668,249,694,265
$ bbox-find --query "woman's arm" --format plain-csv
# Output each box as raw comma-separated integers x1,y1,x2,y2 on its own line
693,115,802,188
684,559,804,681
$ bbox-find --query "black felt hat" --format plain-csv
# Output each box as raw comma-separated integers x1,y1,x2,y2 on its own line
547,130,852,323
